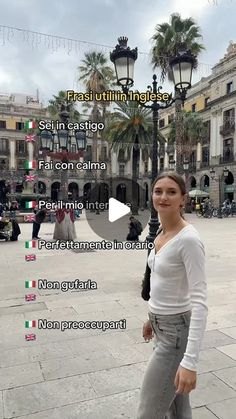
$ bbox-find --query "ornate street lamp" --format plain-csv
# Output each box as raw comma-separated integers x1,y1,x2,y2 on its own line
110,36,138,94
57,129,69,150
210,166,229,218
169,49,194,101
40,130,54,151
110,37,195,242
75,130,87,150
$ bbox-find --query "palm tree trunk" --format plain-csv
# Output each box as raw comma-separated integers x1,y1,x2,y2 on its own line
132,145,139,215
92,102,100,213
175,90,184,174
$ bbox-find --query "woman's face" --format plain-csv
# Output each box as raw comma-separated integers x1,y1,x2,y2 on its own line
152,177,186,215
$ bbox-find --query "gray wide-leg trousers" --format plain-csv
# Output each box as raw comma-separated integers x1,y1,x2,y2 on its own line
137,311,192,419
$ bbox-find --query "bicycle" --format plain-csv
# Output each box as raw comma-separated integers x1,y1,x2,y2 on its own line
196,208,216,218
222,207,231,217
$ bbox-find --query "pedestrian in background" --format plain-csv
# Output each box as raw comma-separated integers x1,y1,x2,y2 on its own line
9,201,18,220
126,216,142,241
53,205,77,240
32,207,47,239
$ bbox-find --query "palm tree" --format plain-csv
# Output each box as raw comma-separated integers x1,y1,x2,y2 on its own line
47,90,80,121
78,51,115,209
78,51,115,127
168,110,207,191
106,101,166,213
151,13,205,173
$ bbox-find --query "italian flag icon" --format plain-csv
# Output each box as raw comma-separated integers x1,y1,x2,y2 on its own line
24,160,37,170
25,201,37,209
25,280,37,288
25,240,37,249
25,120,37,129
25,320,36,328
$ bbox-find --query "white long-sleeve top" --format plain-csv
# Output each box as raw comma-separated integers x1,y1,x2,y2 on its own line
148,224,208,371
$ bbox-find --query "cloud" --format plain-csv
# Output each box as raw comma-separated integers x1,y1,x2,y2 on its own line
0,0,235,104
172,0,210,18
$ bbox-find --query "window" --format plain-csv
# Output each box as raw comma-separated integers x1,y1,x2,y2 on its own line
0,120,6,129
118,149,125,162
119,163,125,176
16,122,24,130
160,157,164,172
17,141,26,155
159,118,165,128
101,146,107,161
226,81,233,94
223,108,235,125
144,161,148,174
190,151,196,164
191,103,196,112
168,114,174,124
204,97,210,107
86,145,92,161
17,159,25,170
202,147,209,163
223,138,234,162
0,138,8,153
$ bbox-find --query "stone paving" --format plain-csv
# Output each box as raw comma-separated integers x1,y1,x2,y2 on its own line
0,212,236,418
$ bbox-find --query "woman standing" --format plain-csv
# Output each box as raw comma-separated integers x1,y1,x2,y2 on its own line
53,206,77,241
137,172,208,419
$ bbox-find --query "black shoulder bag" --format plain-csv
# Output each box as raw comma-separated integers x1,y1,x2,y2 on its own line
141,227,163,301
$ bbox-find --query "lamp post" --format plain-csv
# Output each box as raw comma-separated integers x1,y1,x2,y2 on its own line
183,159,191,212
110,37,194,242
210,166,229,218
40,104,86,201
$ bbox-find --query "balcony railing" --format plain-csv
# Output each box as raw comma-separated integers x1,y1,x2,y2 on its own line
219,153,235,164
220,122,235,136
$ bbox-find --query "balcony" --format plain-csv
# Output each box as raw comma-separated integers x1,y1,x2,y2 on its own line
220,122,235,136
219,153,235,164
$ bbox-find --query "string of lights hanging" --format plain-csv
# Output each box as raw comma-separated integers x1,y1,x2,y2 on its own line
0,24,213,75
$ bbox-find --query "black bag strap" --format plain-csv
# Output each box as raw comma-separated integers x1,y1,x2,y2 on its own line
141,227,162,301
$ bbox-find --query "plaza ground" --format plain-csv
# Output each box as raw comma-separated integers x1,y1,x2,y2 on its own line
0,212,236,418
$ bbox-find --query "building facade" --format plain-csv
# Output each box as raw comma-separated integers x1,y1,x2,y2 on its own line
158,41,236,205
0,92,151,209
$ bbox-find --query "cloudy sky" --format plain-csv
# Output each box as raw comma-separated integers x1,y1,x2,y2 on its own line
0,0,235,108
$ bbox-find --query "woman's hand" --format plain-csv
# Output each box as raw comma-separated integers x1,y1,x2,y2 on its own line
142,320,154,342
174,366,197,394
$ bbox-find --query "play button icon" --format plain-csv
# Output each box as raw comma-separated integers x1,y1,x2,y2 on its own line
108,198,131,222
85,176,151,241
